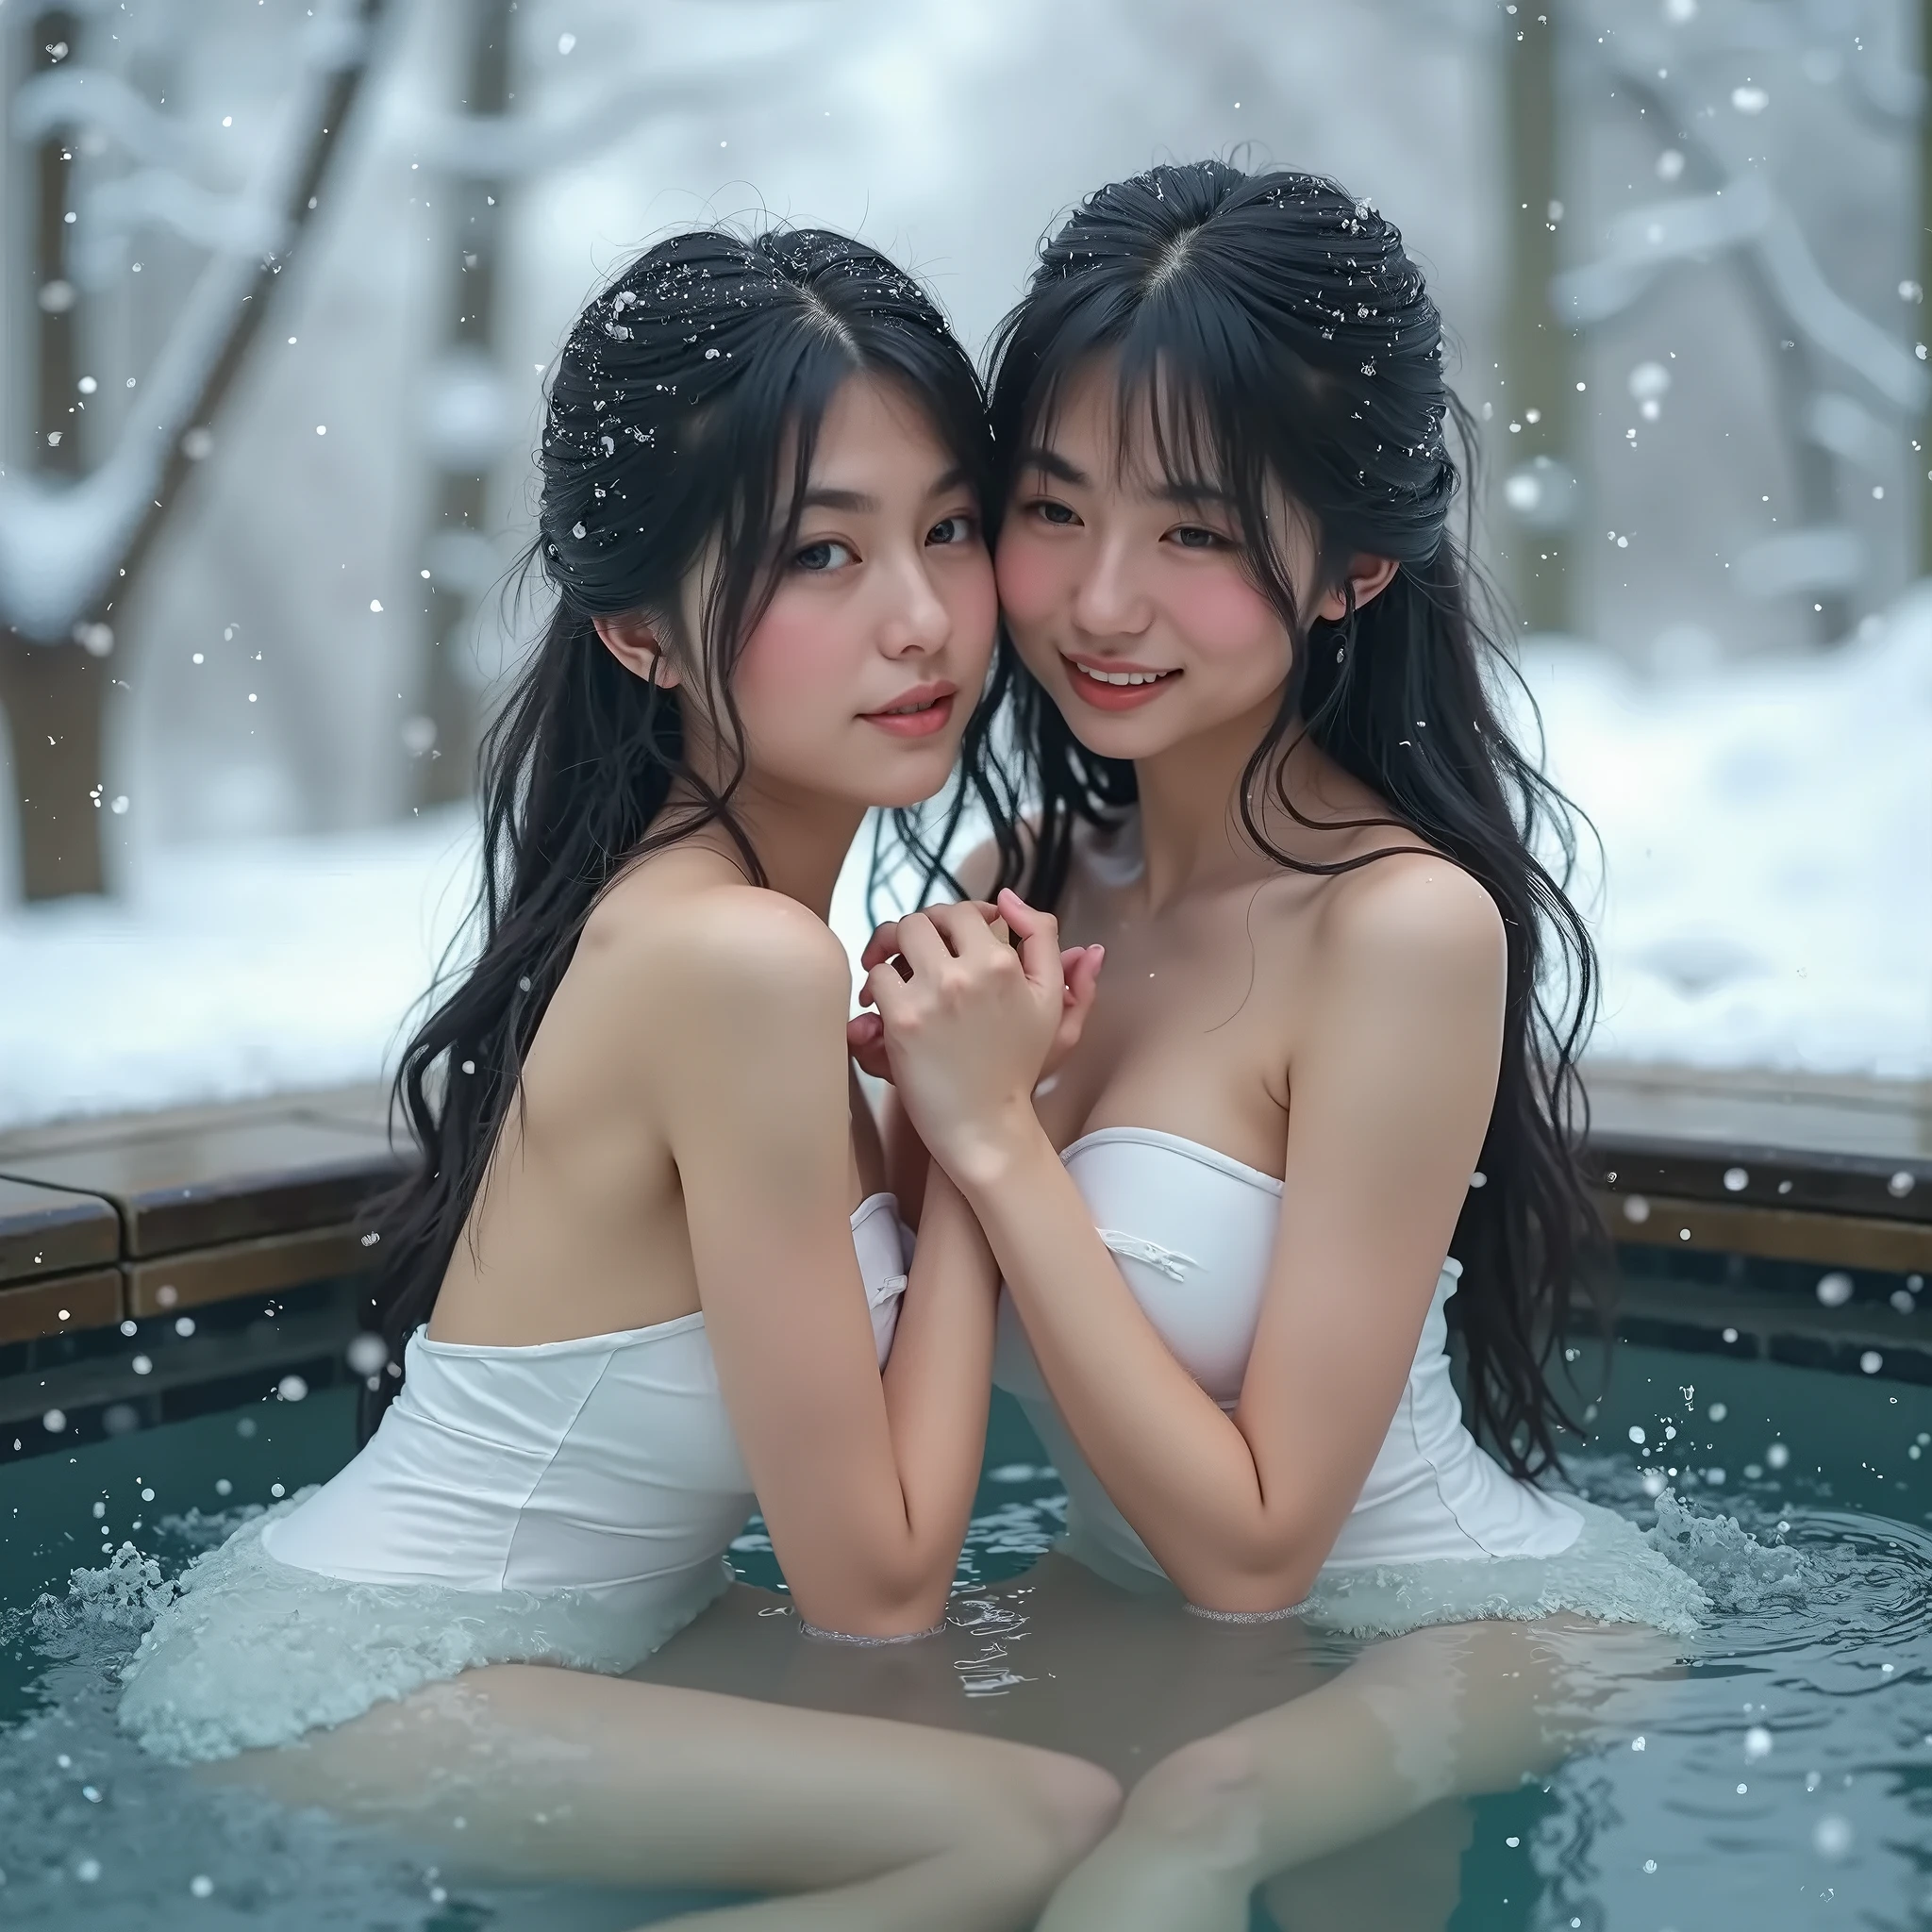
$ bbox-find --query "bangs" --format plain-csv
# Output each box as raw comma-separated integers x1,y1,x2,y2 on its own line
1006,277,1356,622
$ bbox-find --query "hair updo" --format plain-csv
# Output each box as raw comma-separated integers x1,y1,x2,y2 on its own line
363,226,993,1437
976,161,1604,1479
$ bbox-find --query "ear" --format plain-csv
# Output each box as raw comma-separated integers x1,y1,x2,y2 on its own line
592,611,681,691
1311,554,1400,625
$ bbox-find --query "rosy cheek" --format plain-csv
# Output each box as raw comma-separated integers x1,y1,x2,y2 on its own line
994,529,1063,635
1171,563,1283,667
732,595,843,713
949,549,1000,670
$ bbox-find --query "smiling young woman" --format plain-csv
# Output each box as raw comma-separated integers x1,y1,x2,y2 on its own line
858,163,1700,1928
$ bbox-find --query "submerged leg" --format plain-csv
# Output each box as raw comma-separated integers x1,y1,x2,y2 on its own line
211,1661,1122,1931
1035,1614,1676,1932
1254,1795,1472,1932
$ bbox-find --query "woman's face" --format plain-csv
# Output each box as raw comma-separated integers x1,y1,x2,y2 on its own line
691,374,996,811
995,359,1333,764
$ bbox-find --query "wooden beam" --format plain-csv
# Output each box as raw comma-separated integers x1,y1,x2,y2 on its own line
1599,1189,1932,1274
0,1267,121,1344
125,1222,374,1318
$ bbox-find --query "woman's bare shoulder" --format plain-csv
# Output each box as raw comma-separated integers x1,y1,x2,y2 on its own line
1292,848,1506,1009
574,858,852,1040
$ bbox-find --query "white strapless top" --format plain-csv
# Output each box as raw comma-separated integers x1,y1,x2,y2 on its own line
993,1128,1581,1585
261,1194,910,1614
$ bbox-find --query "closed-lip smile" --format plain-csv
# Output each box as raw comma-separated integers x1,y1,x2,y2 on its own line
861,680,958,738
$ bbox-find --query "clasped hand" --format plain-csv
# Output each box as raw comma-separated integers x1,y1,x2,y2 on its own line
847,891,1104,1189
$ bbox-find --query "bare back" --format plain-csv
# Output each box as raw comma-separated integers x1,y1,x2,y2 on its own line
428,843,882,1348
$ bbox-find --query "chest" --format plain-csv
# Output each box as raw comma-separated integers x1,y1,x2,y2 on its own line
1035,872,1306,1176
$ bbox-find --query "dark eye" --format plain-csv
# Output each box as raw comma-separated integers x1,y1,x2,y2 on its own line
925,513,978,546
793,539,855,573
1168,524,1226,551
1030,499,1079,527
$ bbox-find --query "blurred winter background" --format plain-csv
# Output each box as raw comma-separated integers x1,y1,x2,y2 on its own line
0,0,1927,1127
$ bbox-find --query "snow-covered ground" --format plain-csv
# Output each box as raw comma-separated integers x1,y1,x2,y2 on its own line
3,604,1927,1132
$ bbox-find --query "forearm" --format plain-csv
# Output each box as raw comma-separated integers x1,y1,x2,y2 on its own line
870,1165,998,1613
880,1085,933,1226
955,1126,1318,1608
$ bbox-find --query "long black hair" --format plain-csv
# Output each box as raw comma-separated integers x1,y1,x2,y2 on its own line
360,226,994,1440
977,162,1601,1478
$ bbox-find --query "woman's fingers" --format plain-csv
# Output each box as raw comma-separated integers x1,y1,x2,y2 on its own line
862,900,1007,983
922,899,1009,960
858,921,903,973
892,910,957,980
846,1012,891,1082
994,889,1065,996
1068,943,1105,1013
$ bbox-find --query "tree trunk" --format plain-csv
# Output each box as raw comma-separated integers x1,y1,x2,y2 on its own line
1502,0,1573,636
413,0,514,810
1,0,388,900
0,641,108,898
6,10,99,895
1921,0,1932,578
34,9,80,479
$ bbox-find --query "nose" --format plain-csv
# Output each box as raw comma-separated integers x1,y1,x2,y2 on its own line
876,545,951,658
1070,532,1153,640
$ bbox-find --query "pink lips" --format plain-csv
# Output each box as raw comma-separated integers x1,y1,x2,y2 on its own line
862,682,958,738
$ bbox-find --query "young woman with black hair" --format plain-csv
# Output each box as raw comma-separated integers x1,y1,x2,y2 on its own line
114,225,1119,1929
861,163,1703,1926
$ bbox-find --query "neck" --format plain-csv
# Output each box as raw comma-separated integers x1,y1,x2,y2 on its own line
1128,682,1353,910
1129,684,1285,909
665,761,864,922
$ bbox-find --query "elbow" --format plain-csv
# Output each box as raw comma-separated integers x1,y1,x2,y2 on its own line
1179,1568,1320,1621
786,1554,951,1641
1164,1522,1327,1619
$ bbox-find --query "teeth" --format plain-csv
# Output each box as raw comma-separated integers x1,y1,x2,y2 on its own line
884,697,939,714
1077,663,1169,687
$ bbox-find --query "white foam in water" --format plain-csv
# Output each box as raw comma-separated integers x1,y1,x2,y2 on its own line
1641,1491,1810,1614
0,1541,443,1930
117,1498,722,1763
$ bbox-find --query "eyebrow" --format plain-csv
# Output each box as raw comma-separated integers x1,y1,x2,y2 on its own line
800,488,877,514
1018,446,1234,509
1152,475,1237,508
1017,446,1089,488
799,466,973,517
